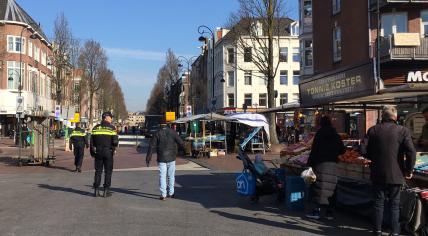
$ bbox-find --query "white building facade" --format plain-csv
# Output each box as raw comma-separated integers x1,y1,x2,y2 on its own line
206,20,301,113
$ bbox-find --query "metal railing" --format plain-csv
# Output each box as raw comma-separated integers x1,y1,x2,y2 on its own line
378,36,428,60
370,0,428,10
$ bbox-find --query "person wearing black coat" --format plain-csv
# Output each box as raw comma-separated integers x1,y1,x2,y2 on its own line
306,116,345,220
365,106,416,236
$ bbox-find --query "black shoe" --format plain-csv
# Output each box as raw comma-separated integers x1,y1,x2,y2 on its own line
159,196,166,201
74,167,78,172
167,194,175,198
94,188,101,197
372,231,382,236
103,188,112,198
77,168,82,173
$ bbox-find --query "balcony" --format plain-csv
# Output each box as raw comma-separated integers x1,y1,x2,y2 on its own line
370,0,428,10
377,33,428,61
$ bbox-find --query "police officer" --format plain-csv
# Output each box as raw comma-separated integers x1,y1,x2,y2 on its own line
90,111,119,197
69,122,88,172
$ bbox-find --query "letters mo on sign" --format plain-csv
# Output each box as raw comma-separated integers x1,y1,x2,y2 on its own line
407,71,428,83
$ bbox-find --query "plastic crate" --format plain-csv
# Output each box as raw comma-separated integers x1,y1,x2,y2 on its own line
285,176,306,211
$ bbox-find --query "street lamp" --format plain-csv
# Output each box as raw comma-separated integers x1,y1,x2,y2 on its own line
197,25,216,111
15,23,38,166
253,102,259,113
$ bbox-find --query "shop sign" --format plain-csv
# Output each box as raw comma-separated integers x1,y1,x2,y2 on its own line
54,105,61,119
165,112,175,122
299,63,375,107
407,71,428,83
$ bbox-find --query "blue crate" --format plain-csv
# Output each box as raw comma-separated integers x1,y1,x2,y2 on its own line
285,176,306,211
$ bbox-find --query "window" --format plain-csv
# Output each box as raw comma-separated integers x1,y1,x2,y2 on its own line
7,36,25,53
303,0,312,18
228,93,235,107
227,48,234,64
7,61,25,90
244,47,252,62
41,51,46,66
244,71,252,85
422,10,428,37
293,71,300,85
333,25,342,62
46,77,51,99
227,71,235,87
259,76,267,85
280,93,288,105
28,41,33,58
244,94,252,106
259,93,267,107
303,40,313,67
34,46,40,62
292,47,300,62
279,47,288,62
280,70,288,85
292,93,300,102
40,73,45,97
332,0,341,14
381,12,408,37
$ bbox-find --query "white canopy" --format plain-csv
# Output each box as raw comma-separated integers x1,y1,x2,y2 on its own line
171,113,231,123
226,113,270,142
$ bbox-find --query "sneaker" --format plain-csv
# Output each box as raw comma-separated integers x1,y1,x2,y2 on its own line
167,194,175,198
306,209,321,220
159,196,166,201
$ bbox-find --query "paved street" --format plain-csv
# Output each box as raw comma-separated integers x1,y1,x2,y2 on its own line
0,167,373,236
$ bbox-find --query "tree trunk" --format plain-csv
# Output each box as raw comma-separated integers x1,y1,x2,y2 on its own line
89,91,93,128
266,0,279,145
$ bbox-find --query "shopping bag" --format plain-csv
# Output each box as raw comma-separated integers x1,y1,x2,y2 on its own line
236,171,256,196
301,167,316,185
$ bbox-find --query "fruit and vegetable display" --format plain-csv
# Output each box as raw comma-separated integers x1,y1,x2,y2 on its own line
338,149,371,165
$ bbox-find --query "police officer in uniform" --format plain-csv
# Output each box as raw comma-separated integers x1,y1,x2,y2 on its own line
90,111,119,197
69,123,88,172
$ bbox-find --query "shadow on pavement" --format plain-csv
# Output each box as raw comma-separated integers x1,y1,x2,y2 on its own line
174,173,372,236
0,156,18,167
38,184,93,197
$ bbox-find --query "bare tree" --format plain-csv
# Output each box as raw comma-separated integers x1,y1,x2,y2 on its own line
52,13,75,106
79,40,107,126
229,0,288,145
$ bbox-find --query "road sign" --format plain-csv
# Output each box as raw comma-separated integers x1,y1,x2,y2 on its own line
55,105,61,119
16,96,24,113
165,112,175,122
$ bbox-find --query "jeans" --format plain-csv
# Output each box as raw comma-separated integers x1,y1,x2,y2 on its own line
373,184,401,235
158,161,176,197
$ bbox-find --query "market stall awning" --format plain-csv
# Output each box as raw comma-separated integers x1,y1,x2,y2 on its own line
260,102,301,113
334,83,428,105
171,113,232,123
226,113,271,141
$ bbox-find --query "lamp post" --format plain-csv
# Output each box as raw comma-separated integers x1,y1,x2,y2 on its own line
15,24,38,166
253,102,259,113
197,25,216,111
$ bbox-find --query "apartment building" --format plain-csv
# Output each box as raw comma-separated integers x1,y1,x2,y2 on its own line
206,19,301,114
0,0,54,135
299,0,314,79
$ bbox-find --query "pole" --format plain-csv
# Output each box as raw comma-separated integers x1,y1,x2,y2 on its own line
17,25,28,165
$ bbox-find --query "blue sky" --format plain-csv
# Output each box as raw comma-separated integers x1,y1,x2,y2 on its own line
18,0,298,112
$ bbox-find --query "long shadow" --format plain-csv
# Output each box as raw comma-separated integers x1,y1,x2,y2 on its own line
174,172,372,235
84,185,159,199
38,184,93,197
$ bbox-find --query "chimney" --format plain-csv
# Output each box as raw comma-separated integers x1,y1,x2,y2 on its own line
216,27,223,42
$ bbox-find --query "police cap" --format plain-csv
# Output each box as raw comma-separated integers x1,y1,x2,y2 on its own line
102,111,113,119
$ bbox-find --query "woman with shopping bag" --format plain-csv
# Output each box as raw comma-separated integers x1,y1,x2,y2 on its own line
305,116,345,220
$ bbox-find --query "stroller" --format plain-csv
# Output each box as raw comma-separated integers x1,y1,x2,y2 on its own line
237,148,284,202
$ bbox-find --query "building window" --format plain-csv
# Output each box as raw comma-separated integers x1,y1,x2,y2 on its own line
227,71,235,87
279,47,288,62
259,93,267,107
41,51,47,66
259,76,267,85
244,47,252,62
381,12,408,37
34,46,40,62
280,93,288,105
292,47,300,62
46,77,51,99
227,48,234,64
7,36,25,53
303,40,313,67
292,93,300,102
332,0,341,14
333,24,342,62
228,93,235,107
244,94,252,106
7,61,25,90
422,10,428,37
293,71,300,85
28,41,33,58
244,71,252,85
280,70,288,85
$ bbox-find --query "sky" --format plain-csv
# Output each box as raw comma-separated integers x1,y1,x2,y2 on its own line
17,0,298,112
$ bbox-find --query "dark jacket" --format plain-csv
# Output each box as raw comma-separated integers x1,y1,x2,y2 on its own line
90,122,119,157
308,126,345,167
146,126,184,163
365,120,416,185
69,127,88,150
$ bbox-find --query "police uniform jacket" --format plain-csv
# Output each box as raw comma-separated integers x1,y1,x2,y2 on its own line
70,127,88,148
90,121,119,157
